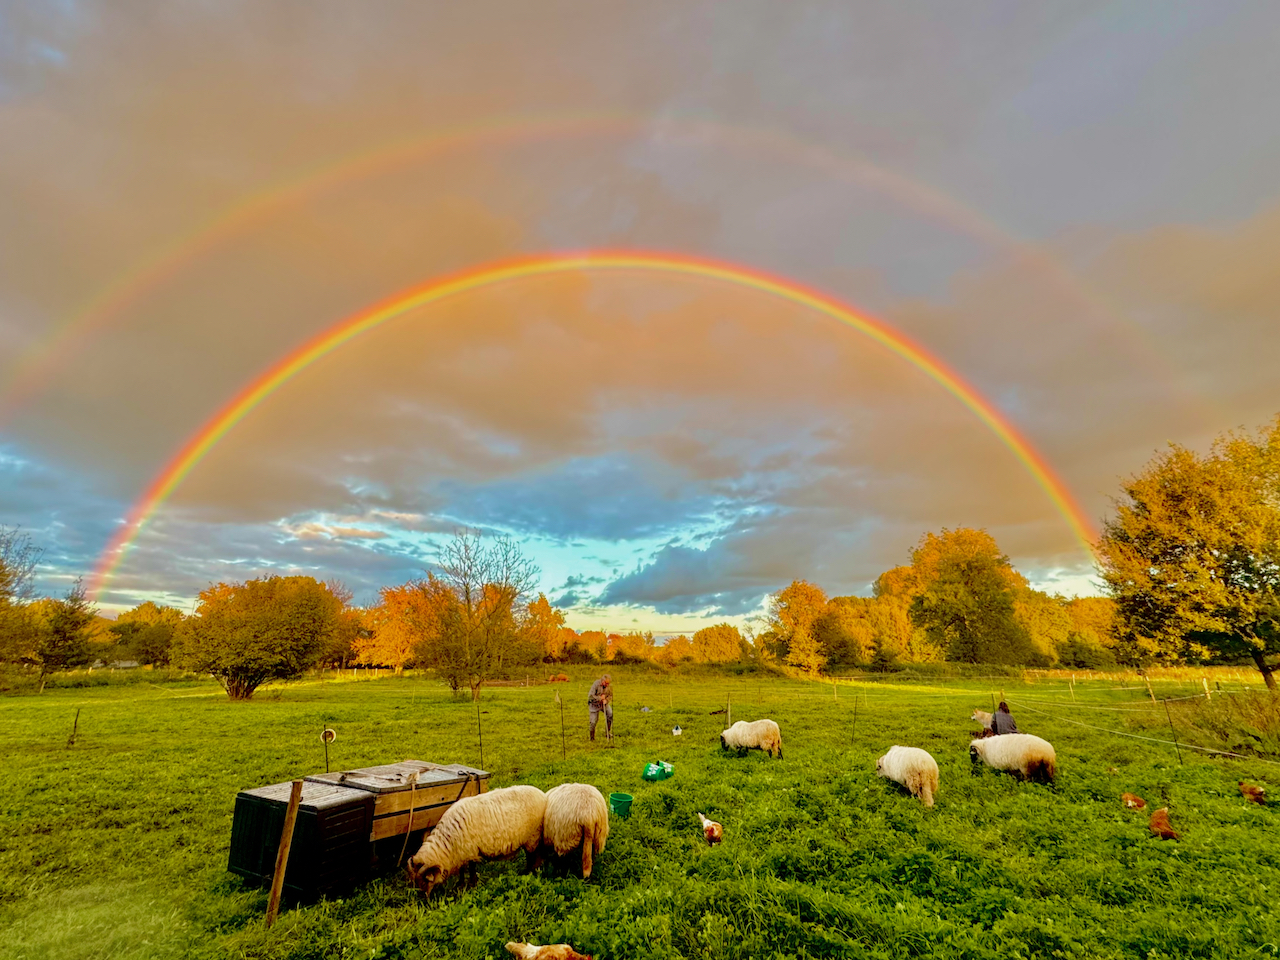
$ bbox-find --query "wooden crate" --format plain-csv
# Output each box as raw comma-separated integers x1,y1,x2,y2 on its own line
305,760,489,842
227,779,375,900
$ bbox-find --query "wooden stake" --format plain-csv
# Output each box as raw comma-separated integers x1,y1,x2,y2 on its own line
1145,675,1156,704
66,707,81,748
559,694,566,760
265,780,304,927
1163,699,1183,765
1202,677,1211,700
852,697,858,741
1070,675,1076,703
726,692,731,730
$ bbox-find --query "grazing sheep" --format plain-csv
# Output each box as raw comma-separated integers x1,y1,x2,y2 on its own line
506,943,592,960
968,733,1056,783
407,785,547,896
542,783,609,879
875,745,940,807
1149,807,1180,840
720,719,783,759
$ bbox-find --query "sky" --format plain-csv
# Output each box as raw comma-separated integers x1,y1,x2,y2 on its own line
2,1,1279,632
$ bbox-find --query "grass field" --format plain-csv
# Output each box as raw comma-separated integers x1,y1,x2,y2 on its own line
1,667,1277,959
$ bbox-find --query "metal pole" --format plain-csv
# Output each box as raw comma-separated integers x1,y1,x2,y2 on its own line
266,780,304,927
852,697,857,742
1163,699,1183,765
559,696,566,760
476,701,484,768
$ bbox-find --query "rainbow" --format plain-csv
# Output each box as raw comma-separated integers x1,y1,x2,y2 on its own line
1,113,1213,428
89,250,1098,600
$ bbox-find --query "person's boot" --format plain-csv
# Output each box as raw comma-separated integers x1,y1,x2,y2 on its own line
590,729,595,742
606,722,612,741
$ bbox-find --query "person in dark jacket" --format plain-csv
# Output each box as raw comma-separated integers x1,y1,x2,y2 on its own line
992,701,1019,735
587,674,613,741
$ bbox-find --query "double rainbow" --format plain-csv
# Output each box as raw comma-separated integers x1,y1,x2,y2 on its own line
89,250,1098,599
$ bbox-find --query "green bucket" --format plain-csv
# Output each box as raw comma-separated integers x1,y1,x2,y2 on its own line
609,792,634,818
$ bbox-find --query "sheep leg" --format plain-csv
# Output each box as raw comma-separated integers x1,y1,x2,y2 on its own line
581,825,595,879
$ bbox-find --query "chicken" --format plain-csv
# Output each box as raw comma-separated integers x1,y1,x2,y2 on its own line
1239,782,1267,805
504,943,592,960
1121,793,1146,809
697,811,723,846
1148,808,1180,840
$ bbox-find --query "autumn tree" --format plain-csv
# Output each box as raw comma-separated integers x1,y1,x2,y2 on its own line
172,576,343,699
655,633,694,666
608,630,655,663
358,582,434,675
812,598,876,668
869,567,941,666
1013,589,1072,666
691,622,746,664
1097,418,1280,687
416,532,541,700
110,600,183,666
26,580,97,689
759,580,828,663
909,528,1036,665
524,594,567,661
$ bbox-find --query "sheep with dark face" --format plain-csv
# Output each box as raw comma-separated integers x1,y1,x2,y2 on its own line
406,785,546,896
969,734,1056,783
720,718,782,758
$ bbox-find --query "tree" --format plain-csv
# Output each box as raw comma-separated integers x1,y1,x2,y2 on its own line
1097,418,1280,687
870,568,942,664
110,601,184,666
908,528,1036,665
1013,590,1072,666
172,576,342,699
759,580,828,663
691,622,746,664
523,594,568,661
0,527,42,664
608,630,655,663
655,633,694,666
418,532,541,700
812,598,875,668
358,583,432,675
27,580,96,689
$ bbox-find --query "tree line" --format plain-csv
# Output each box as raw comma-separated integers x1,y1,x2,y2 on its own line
2,415,1277,696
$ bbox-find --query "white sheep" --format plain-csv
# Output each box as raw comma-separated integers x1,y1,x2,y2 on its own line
407,784,547,896
970,709,993,734
542,783,610,879
720,718,783,759
969,733,1056,783
875,745,940,807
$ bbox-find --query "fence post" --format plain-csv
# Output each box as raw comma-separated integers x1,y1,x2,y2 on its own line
1202,677,1210,700
266,780,304,927
1163,699,1184,765
1144,675,1156,704
1070,675,1076,703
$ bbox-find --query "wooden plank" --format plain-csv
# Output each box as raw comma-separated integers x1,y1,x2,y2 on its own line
265,780,303,926
368,780,485,841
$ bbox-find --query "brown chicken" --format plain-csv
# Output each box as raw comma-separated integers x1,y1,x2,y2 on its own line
1121,793,1147,809
697,811,723,845
1148,808,1180,840
505,943,592,960
1239,782,1267,805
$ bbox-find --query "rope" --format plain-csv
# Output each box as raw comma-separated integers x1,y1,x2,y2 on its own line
1006,699,1280,768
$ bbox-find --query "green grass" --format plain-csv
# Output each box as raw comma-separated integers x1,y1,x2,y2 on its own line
1,668,1277,959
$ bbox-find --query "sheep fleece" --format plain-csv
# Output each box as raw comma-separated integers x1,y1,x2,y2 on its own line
876,745,940,807
720,719,783,758
969,734,1056,782
408,785,546,889
543,783,609,878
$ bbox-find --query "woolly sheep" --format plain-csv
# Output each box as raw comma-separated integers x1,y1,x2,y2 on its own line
542,783,610,879
407,784,547,896
875,745,940,807
720,718,783,758
969,733,1056,783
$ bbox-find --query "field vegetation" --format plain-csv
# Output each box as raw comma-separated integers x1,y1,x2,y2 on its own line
2,666,1277,960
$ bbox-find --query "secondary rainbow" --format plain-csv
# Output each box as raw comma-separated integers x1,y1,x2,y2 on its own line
2,113,1213,429
89,250,1098,599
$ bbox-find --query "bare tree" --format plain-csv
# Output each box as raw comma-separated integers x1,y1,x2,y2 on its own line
0,526,42,604
424,531,541,700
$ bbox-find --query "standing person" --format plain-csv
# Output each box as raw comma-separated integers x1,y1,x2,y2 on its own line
587,673,613,741
992,701,1019,735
